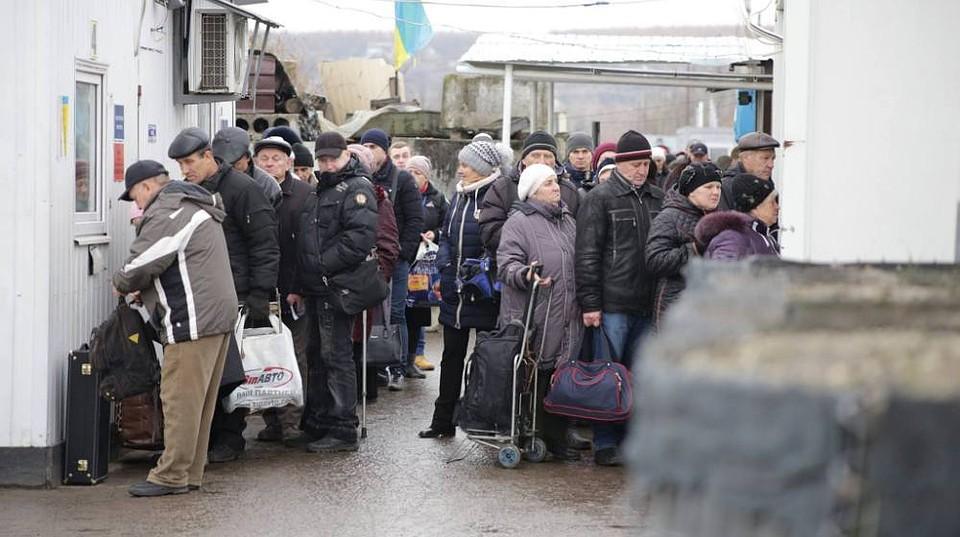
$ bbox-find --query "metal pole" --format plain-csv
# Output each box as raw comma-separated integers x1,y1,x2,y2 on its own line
501,64,514,144
240,20,260,97
361,311,368,440
250,25,270,115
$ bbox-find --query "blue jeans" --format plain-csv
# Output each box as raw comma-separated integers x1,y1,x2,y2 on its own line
416,327,426,356
390,261,410,372
592,312,649,450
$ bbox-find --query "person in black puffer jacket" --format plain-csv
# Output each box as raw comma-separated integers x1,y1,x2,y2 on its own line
418,140,509,439
645,163,723,330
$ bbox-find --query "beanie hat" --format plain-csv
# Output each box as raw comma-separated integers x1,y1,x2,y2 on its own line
360,128,390,153
517,163,556,201
521,130,558,161
292,143,314,168
731,173,775,213
591,141,617,171
677,163,723,196
458,141,511,177
615,130,652,162
472,132,494,143
407,155,432,179
262,126,302,147
566,132,595,156
347,144,375,173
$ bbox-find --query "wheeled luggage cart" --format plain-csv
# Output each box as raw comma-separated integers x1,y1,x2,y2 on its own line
460,266,547,469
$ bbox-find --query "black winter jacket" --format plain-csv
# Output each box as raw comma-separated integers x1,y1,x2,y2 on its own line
575,171,664,315
293,156,379,296
420,181,449,238
479,164,580,256
645,188,708,328
372,159,424,263
199,162,280,301
276,173,313,309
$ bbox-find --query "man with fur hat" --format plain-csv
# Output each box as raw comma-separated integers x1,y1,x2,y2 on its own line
479,130,581,256
575,129,664,466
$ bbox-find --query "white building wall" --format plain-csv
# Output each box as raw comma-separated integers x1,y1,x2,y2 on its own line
778,0,960,262
0,0,235,450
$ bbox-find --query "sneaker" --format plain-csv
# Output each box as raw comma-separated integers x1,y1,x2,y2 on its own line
128,480,189,497
594,447,623,467
306,436,359,453
404,364,426,379
207,444,242,463
414,355,435,371
257,424,283,442
387,369,404,391
376,370,389,387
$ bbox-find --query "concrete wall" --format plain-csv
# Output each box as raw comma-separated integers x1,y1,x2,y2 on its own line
441,75,550,134
0,1,233,486
777,0,960,262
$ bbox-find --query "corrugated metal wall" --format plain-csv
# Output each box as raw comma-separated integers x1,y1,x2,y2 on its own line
1,0,234,448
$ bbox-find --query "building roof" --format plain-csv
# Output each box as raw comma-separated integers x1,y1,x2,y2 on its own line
459,33,778,68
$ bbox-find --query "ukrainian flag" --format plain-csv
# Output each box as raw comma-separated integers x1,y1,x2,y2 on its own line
394,0,433,70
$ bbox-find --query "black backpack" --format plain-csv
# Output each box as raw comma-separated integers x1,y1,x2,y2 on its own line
89,300,161,401
456,320,529,434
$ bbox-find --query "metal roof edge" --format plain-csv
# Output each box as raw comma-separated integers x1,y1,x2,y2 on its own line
208,0,282,28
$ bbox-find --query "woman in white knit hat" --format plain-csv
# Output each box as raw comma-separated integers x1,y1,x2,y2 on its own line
496,163,582,460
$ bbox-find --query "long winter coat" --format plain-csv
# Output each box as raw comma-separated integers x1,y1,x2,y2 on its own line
437,175,499,330
575,171,664,316
497,201,581,370
694,211,780,261
277,173,313,313
645,188,710,328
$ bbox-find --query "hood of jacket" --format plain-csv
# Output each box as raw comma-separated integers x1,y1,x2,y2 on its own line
317,155,368,191
694,210,754,247
146,180,226,223
512,199,568,221
662,186,709,216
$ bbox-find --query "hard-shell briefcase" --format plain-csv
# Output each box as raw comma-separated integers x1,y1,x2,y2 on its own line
63,344,111,485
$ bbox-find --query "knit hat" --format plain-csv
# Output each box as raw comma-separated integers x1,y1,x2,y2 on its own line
262,126,302,147
472,132,494,143
459,141,511,177
254,136,292,156
615,130,652,162
292,143,314,168
521,130,558,161
347,144,375,173
731,173,775,213
591,141,617,171
517,163,556,201
407,155,432,179
677,163,723,196
566,132,594,155
360,128,390,153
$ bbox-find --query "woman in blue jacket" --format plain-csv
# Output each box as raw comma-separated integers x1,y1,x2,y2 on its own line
419,140,512,438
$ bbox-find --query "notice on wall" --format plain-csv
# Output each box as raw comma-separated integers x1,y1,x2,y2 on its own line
113,105,124,141
60,96,70,157
113,142,124,182
147,123,157,144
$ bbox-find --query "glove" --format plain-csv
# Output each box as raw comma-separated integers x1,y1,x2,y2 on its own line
244,290,271,324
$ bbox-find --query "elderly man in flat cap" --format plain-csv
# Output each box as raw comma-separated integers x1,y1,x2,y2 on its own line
114,160,237,497
719,131,780,211
168,127,280,463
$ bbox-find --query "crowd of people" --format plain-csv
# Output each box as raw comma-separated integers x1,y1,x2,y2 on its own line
111,122,781,497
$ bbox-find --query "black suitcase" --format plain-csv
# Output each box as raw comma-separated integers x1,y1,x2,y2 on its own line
63,343,111,485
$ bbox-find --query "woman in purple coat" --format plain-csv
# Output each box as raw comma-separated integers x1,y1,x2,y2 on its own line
694,173,780,260
497,164,583,460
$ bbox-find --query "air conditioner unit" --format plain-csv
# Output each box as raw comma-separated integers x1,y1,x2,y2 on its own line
186,1,249,94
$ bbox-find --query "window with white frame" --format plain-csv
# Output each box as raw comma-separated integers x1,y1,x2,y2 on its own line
74,62,107,235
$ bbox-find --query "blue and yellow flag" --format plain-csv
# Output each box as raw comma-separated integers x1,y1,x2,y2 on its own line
394,0,433,70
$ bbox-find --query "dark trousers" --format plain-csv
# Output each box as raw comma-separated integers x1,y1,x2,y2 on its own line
430,325,474,429
301,297,358,442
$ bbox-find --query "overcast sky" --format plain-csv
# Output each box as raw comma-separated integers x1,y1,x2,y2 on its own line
245,0,775,34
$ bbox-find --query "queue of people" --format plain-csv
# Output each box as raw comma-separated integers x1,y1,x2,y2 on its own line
112,123,781,496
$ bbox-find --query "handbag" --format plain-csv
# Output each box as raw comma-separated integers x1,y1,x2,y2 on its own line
326,255,391,316
365,300,404,368
457,256,501,304
224,313,304,413
117,386,164,451
543,327,634,422
407,240,441,307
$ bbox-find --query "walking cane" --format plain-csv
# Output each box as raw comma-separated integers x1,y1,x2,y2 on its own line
361,310,368,440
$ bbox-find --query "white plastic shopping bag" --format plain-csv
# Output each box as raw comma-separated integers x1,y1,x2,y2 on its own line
224,313,303,413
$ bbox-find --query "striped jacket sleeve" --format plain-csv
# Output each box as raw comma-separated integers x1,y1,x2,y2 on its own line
113,206,205,293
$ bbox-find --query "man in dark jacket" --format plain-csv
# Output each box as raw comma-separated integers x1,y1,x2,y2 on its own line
719,132,780,210
168,127,280,463
575,129,664,466
563,132,595,189
361,128,425,386
479,130,581,256
211,126,282,209
252,135,315,442
286,132,378,453
114,160,237,497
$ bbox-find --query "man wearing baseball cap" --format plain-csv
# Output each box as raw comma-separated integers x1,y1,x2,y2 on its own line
114,160,237,496
688,141,710,164
167,126,280,463
575,129,664,467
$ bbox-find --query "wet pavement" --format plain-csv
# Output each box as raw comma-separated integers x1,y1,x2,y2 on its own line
0,332,648,537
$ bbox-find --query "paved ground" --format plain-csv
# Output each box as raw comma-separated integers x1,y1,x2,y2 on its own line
0,332,649,537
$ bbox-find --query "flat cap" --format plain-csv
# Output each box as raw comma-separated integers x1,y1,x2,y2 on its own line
736,132,780,152
119,160,167,201
168,127,211,159
254,136,292,156
212,127,251,164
